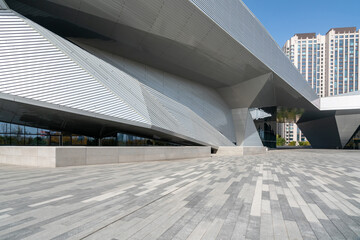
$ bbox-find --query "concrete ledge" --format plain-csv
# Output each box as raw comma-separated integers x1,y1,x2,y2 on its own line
216,146,243,156
0,146,211,168
216,146,267,156
243,146,268,155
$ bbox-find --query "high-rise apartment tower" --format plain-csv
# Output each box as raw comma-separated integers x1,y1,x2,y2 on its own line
283,27,359,97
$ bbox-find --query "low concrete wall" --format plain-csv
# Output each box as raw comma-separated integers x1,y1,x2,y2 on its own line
0,147,56,168
243,146,268,155
216,146,267,156
216,146,243,156
0,146,211,168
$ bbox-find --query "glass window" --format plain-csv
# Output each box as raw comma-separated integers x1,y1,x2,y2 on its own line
25,135,37,146
25,126,37,135
72,135,85,146
0,134,10,145
37,134,50,146
50,136,61,146
10,133,24,145
86,137,97,146
10,124,24,134
62,135,72,146
0,122,9,133
101,137,116,146
38,128,50,136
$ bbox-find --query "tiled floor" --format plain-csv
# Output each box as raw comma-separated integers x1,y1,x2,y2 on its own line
0,149,360,240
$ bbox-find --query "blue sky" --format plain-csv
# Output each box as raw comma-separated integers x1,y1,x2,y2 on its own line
242,0,360,47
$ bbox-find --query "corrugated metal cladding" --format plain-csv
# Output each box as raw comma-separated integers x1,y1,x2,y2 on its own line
72,43,236,143
0,11,233,146
0,12,148,125
0,0,7,9
189,0,317,102
35,0,317,106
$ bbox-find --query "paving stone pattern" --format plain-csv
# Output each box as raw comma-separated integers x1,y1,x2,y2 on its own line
0,149,360,240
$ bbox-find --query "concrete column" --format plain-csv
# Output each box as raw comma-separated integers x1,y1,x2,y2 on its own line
231,108,263,147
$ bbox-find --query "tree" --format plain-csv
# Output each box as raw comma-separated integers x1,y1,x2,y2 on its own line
277,107,304,123
276,135,286,146
288,141,297,146
299,141,310,146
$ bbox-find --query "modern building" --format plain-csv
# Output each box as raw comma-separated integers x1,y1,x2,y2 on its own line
283,33,326,97
0,0,359,167
282,27,360,145
326,27,360,96
283,27,360,97
277,122,306,145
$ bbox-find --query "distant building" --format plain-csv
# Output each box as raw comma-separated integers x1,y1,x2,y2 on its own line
325,27,360,96
283,27,360,97
277,122,306,145
283,32,326,97
281,27,360,146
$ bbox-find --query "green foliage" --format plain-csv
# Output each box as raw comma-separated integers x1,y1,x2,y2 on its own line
277,107,304,123
298,141,310,146
288,141,297,146
276,135,286,146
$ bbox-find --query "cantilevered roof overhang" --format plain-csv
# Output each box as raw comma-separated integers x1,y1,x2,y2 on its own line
6,0,319,110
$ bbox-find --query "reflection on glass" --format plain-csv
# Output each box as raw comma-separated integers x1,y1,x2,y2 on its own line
0,121,181,147
101,137,116,146
25,135,37,146
50,136,61,146
10,134,24,145
87,137,97,146
345,126,360,149
72,136,84,146
250,107,277,148
10,124,24,134
62,135,72,146
37,135,49,146
25,126,38,134
0,134,10,145
0,122,9,133
38,129,50,136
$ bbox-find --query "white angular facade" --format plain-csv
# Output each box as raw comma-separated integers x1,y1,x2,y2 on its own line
0,0,359,150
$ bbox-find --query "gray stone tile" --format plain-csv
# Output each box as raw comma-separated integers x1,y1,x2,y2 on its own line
0,149,359,239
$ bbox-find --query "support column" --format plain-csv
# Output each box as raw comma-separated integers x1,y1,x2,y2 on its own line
231,108,263,147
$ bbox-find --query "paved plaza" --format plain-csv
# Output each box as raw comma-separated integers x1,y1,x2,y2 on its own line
0,149,360,240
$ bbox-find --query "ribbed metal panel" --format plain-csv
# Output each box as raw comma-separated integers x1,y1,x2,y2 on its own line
0,0,8,9
74,42,236,143
35,31,152,124
77,42,234,145
190,0,318,102
140,85,181,132
35,0,316,108
10,0,319,109
0,10,234,146
0,12,148,124
142,84,232,146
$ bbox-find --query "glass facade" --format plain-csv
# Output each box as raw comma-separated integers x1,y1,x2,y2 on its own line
331,35,359,95
250,107,277,148
0,121,179,147
344,126,360,149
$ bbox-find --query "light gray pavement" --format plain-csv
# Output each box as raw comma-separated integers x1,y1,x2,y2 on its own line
0,149,360,240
